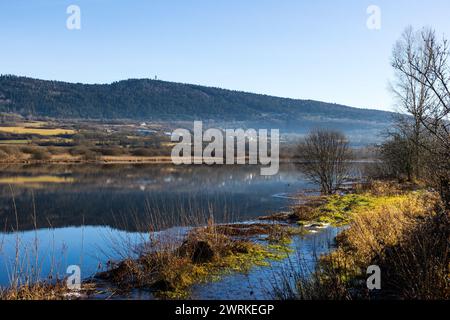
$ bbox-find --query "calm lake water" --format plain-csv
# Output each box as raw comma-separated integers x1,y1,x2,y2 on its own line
0,163,317,289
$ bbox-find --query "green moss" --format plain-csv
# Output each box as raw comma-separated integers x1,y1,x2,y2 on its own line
155,241,291,299
316,194,372,225
298,192,416,227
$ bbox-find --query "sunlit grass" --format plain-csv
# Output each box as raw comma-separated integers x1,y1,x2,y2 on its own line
0,126,75,136
277,182,448,300
0,140,29,144
312,193,414,226
0,175,75,185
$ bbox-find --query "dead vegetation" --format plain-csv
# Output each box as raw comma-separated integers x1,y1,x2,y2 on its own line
96,220,299,298
0,281,96,300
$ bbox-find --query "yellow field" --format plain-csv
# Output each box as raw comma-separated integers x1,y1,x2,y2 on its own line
16,121,49,127
0,126,76,136
0,175,75,184
0,139,30,144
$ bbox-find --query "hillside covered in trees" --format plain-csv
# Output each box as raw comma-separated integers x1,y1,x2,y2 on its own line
0,75,393,134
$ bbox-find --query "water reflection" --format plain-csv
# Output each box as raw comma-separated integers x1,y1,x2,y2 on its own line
0,163,311,287
0,164,310,232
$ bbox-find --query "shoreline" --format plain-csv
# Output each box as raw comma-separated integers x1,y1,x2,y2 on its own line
0,158,377,165
84,181,444,300
2,180,443,300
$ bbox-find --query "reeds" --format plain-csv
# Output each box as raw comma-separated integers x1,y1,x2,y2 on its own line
96,215,297,299
0,186,85,300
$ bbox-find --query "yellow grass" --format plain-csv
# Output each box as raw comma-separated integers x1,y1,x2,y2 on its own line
161,142,177,147
308,188,448,299
0,126,75,136
0,175,74,184
15,121,49,128
0,140,30,144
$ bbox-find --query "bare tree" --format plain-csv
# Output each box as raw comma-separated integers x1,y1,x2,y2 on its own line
296,129,352,195
391,27,450,206
390,27,432,179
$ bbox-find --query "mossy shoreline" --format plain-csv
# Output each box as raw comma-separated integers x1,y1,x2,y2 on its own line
272,181,449,300
94,221,303,299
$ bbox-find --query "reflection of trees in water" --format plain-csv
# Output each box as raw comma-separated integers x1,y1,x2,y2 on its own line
0,163,294,193
0,164,302,232
0,190,272,232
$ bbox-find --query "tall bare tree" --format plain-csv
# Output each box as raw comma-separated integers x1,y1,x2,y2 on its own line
390,27,431,179
391,27,450,206
297,129,352,195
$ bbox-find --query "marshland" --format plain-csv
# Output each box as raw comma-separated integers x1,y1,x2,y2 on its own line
0,111,448,300
0,18,449,301
0,156,447,300
0,103,449,301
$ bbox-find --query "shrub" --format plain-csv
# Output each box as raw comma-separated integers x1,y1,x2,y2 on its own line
82,150,100,161
0,149,8,159
131,148,157,157
30,149,51,161
20,145,39,154
69,146,90,156
97,146,125,156
46,146,65,155
0,145,20,156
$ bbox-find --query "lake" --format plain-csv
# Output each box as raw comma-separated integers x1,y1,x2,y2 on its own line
0,163,317,290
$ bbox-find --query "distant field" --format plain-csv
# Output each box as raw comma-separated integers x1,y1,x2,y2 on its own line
0,175,75,184
0,126,75,136
0,139,29,144
15,121,49,127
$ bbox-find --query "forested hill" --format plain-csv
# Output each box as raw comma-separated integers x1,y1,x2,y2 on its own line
0,75,393,130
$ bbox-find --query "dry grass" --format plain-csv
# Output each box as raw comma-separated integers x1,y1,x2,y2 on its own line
0,140,29,145
1,282,68,300
0,175,74,185
0,126,75,136
0,282,97,300
96,220,296,298
282,183,449,300
268,180,428,227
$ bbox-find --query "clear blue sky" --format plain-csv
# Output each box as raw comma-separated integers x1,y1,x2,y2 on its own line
1,0,449,111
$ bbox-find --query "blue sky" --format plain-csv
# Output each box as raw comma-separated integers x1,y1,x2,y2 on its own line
0,0,449,111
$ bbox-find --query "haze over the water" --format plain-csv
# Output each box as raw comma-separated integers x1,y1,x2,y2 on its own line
1,0,449,111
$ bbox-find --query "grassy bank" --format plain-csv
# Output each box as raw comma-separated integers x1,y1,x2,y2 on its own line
275,181,449,300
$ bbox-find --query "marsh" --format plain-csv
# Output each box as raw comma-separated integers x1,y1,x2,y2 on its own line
0,163,312,289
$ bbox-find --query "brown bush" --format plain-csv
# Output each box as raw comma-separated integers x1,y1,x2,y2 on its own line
69,146,99,160
131,148,158,157
96,146,125,156
378,210,449,299
0,149,8,159
0,145,20,156
47,146,66,155
312,191,448,299
82,150,100,161
20,145,39,154
30,149,51,161
69,146,90,156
